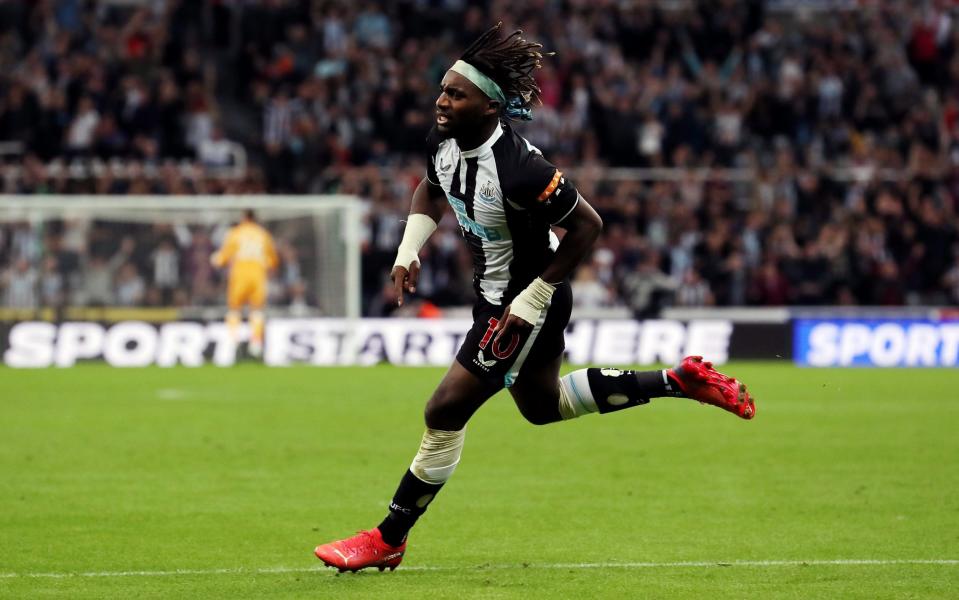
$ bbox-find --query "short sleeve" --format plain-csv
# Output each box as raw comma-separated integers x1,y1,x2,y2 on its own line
425,126,442,185
507,152,579,224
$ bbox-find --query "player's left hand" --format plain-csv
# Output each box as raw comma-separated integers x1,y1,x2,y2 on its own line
492,304,533,346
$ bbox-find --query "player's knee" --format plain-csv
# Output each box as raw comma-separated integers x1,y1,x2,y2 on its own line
509,381,561,426
513,391,561,426
518,405,556,426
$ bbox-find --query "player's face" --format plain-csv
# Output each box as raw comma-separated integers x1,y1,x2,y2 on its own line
435,70,497,138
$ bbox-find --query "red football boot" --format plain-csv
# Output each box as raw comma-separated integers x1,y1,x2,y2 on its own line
667,356,755,420
314,528,406,573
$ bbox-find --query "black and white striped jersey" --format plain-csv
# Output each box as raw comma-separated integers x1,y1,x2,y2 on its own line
425,121,580,305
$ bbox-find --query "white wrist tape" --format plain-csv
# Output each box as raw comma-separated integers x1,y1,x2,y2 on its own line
393,213,438,269
509,277,556,325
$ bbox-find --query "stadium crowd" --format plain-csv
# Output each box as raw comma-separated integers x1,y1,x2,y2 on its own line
1,0,959,314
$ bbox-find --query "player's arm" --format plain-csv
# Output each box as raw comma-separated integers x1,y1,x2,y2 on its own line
210,229,236,268
391,177,447,306
539,195,602,284
491,153,601,341
494,194,602,342
410,175,447,221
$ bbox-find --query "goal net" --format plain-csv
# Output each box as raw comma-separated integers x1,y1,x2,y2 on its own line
0,195,363,319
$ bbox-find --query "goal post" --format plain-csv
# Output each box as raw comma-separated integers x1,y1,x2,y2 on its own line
0,195,364,319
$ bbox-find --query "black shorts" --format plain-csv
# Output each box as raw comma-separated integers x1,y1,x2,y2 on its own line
455,282,572,390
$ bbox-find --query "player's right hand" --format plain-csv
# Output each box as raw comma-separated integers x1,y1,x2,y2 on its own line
390,261,420,307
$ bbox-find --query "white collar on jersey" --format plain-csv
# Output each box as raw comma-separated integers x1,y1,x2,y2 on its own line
459,122,504,158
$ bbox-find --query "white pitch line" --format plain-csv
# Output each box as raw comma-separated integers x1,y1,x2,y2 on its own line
0,559,956,580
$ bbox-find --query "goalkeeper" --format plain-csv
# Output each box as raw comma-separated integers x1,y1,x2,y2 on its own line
314,23,755,573
210,209,278,358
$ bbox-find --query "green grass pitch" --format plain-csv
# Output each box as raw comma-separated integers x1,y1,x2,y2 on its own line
0,363,957,599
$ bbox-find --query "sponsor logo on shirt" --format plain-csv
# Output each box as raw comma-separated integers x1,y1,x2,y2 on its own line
446,195,508,242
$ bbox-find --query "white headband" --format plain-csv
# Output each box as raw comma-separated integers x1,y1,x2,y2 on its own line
449,60,506,105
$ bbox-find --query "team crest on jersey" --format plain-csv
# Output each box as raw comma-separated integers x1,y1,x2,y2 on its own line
478,180,497,203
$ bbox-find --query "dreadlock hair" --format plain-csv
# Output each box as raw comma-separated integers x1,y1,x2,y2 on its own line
460,22,552,116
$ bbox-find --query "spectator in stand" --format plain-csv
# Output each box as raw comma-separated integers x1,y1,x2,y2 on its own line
78,237,133,307
2,258,39,308
39,256,65,308
675,268,714,307
65,97,100,155
620,250,678,318
570,265,613,309
943,247,959,304
151,239,180,305
115,262,146,306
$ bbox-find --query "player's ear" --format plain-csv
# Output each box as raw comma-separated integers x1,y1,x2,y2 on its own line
485,100,500,117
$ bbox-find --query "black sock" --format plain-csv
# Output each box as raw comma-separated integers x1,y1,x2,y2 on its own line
377,469,444,547
635,369,684,398
584,368,684,414
585,368,650,413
